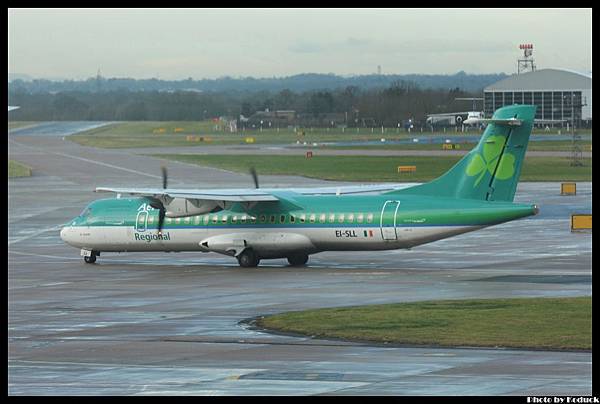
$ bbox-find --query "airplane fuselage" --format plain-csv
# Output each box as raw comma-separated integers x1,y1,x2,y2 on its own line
60,194,537,260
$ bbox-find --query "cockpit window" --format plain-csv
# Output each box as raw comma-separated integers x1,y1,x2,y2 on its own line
80,207,92,218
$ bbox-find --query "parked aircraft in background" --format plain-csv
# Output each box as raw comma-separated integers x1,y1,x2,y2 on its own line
426,97,484,127
61,105,539,268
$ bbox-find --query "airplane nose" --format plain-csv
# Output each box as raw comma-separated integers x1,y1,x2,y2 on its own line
60,226,72,244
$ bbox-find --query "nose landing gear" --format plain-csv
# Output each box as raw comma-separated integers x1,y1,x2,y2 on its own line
82,250,100,264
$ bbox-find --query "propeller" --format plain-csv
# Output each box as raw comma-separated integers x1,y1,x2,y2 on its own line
249,167,259,189
161,165,168,189
149,166,168,234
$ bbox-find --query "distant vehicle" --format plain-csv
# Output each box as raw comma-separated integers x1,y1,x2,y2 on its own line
61,105,539,268
8,106,20,111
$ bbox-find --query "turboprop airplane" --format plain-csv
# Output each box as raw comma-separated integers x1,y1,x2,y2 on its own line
61,104,539,267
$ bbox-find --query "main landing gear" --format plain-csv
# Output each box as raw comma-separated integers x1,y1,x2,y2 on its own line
237,249,260,268
287,253,309,267
236,249,310,268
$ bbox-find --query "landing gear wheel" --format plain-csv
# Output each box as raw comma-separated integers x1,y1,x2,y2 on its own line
287,253,309,266
84,254,97,264
237,249,260,268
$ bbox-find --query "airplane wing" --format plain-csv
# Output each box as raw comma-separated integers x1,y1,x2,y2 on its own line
96,183,418,200
95,184,419,217
95,187,279,202
287,183,417,195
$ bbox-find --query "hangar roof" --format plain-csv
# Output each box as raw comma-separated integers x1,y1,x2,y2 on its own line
485,68,592,91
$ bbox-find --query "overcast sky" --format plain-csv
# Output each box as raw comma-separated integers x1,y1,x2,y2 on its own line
8,8,592,80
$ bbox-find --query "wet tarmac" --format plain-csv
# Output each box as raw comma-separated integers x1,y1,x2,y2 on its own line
8,122,593,395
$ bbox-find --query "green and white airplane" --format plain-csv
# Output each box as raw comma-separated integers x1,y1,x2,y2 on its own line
61,105,539,267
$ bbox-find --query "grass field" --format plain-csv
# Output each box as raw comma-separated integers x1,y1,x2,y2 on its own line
8,121,39,130
69,124,419,148
329,140,592,152
151,154,592,182
66,120,591,150
256,297,591,350
8,160,32,178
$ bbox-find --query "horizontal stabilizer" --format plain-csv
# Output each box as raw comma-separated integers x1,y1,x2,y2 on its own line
469,118,522,126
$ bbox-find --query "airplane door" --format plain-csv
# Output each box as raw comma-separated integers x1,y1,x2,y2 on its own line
380,200,400,240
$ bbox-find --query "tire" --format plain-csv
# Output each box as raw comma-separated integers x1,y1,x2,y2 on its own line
237,249,260,267
287,253,309,266
84,254,97,264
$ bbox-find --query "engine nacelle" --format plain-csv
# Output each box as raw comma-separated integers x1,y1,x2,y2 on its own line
164,198,223,218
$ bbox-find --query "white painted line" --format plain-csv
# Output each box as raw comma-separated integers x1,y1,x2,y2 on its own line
9,138,162,180
51,151,163,179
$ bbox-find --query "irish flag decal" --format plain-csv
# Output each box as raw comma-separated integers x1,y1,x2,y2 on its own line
363,230,374,237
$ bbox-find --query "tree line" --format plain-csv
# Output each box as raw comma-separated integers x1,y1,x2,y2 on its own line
8,82,480,126
8,71,506,94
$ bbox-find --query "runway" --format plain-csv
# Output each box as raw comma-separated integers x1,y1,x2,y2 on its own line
8,122,592,395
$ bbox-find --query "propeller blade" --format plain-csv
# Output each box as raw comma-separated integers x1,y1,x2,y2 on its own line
157,208,165,235
161,166,168,189
250,167,259,189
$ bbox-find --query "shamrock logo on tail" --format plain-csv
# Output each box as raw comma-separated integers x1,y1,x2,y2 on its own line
466,135,516,186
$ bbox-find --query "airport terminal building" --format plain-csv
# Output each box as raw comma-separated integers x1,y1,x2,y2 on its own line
484,68,592,127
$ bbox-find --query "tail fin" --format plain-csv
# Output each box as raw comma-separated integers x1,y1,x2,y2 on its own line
387,104,536,202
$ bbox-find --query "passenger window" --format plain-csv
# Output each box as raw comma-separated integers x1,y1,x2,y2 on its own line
319,214,326,223
280,215,286,223
348,213,354,223
212,216,218,224
251,216,257,224
241,215,247,224
309,214,316,223
367,213,374,223
329,213,335,223
222,215,228,224
203,216,209,225
357,213,364,223
260,214,266,223
176,218,181,224
338,214,345,223
166,218,172,224
148,216,154,224
194,216,200,225
300,214,306,223
184,217,190,224
269,215,275,223
232,216,238,223
290,215,296,224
